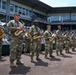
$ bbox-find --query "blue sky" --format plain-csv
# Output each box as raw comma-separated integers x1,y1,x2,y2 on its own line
40,0,76,7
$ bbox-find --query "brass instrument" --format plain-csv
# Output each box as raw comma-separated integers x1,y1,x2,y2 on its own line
49,30,59,42
0,28,5,39
66,41,70,44
25,32,31,39
33,35,42,40
14,21,25,37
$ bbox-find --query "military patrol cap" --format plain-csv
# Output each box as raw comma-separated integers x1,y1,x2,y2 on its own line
14,13,20,16
33,20,38,23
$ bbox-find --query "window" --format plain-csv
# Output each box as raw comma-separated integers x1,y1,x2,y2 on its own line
18,7,22,14
10,4,14,12
71,15,76,21
2,1,6,10
50,16,59,21
29,10,32,16
15,5,18,12
26,9,28,16
62,15,70,21
22,8,25,15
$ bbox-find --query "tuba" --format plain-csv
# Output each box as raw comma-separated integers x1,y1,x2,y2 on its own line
14,21,25,37
0,28,5,39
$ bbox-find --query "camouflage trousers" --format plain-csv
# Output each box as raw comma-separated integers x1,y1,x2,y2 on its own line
0,39,2,57
30,40,41,60
65,41,70,53
71,42,76,51
56,42,63,54
45,41,53,56
24,39,31,53
10,38,22,63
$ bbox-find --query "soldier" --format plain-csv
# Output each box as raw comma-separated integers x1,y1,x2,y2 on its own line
70,31,76,52
44,25,55,59
8,13,24,67
29,20,41,62
24,30,31,55
0,25,5,59
64,31,71,53
0,25,4,58
56,25,64,56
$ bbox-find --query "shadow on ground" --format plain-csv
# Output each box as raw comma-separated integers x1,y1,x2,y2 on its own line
49,57,61,61
9,65,30,74
33,60,48,67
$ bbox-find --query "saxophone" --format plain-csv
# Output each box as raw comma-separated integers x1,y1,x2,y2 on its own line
14,21,25,37
33,35,42,40
25,32,32,39
49,30,59,42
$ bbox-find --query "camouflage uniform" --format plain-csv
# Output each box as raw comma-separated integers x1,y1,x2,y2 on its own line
8,20,23,66
64,32,71,53
24,38,31,54
44,30,54,58
56,30,64,56
29,25,41,61
70,32,76,51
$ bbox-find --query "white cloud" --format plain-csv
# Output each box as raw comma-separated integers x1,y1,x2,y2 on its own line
40,0,76,7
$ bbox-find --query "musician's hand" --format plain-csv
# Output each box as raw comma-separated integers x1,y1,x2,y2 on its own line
37,33,40,36
17,27,23,30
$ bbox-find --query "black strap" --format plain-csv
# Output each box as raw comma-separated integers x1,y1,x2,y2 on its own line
35,27,39,33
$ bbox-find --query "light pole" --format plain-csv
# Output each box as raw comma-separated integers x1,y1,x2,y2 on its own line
6,0,10,25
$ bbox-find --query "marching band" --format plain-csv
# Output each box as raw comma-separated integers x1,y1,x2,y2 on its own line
0,13,76,67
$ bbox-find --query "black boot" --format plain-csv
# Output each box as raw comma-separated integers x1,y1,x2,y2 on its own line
60,51,64,55
56,51,59,56
50,55,55,58
36,56,41,61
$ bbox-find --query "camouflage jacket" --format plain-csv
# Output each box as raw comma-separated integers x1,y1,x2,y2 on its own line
44,30,52,41
56,30,63,42
70,34,76,42
29,25,41,41
29,25,41,36
8,20,23,39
